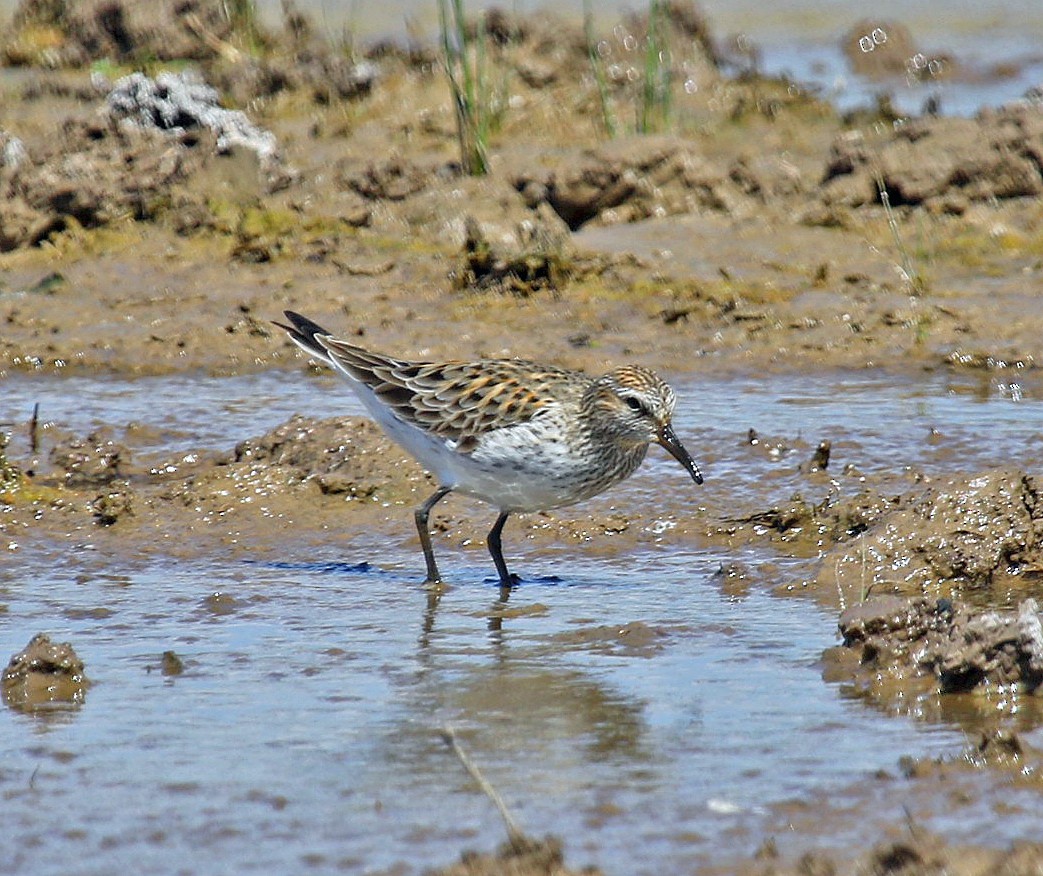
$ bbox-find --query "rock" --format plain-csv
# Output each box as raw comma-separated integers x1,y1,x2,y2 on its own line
106,70,281,170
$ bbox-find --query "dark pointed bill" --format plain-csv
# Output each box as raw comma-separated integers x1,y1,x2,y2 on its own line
657,423,704,485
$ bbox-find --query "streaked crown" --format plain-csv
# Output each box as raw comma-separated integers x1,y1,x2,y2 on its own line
584,365,677,445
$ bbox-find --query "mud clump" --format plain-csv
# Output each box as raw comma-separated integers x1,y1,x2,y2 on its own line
821,468,1043,600
346,156,438,203
91,484,134,525
0,112,195,250
0,109,213,251
454,214,574,295
819,103,1043,212
841,20,921,80
739,830,1043,876
712,468,1043,604
3,0,252,67
0,68,292,252
935,598,1043,692
720,483,897,548
50,428,129,486
829,594,1043,700
160,650,184,676
228,414,390,487
2,632,90,712
428,835,601,876
175,414,417,514
512,136,752,230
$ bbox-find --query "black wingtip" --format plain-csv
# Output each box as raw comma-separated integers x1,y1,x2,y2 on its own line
275,310,328,342
273,310,336,357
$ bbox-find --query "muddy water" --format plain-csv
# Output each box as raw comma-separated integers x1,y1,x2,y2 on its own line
3,368,1042,872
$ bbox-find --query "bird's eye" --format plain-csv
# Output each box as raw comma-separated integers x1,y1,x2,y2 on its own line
625,396,645,414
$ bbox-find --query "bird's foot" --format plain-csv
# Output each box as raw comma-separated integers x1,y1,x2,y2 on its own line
422,575,447,593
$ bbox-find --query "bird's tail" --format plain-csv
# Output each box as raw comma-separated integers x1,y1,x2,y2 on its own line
274,310,335,362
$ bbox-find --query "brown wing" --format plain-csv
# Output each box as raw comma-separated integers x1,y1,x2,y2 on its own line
319,336,578,443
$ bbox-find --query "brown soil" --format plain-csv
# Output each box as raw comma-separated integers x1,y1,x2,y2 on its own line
429,835,602,876
3,0,1043,872
825,594,1043,719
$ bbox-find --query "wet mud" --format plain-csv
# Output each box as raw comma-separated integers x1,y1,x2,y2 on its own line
430,835,602,876
825,595,1043,717
1,632,89,712
3,0,1043,872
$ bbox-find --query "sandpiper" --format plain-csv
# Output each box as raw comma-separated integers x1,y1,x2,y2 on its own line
276,311,703,587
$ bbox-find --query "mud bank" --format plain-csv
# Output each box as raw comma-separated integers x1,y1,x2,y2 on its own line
0,2,1039,380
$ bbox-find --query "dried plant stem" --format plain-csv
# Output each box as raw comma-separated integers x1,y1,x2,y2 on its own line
439,724,530,850
29,402,39,454
874,171,925,296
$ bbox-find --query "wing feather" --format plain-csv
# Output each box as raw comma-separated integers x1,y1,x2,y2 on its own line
318,336,581,444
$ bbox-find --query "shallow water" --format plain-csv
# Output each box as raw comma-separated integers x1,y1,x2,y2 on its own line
2,365,1041,484
2,368,1043,873
0,551,959,876
700,0,1043,117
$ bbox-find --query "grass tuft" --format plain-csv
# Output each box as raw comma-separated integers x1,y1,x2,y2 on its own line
438,0,508,176
584,0,617,138
222,0,265,54
584,0,675,138
638,0,671,134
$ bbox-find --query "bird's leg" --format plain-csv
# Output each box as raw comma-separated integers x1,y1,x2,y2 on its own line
487,512,520,588
415,486,452,585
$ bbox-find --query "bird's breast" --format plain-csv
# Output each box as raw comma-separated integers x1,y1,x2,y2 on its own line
447,420,647,512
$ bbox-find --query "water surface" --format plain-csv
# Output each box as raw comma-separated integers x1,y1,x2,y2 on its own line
2,368,1041,873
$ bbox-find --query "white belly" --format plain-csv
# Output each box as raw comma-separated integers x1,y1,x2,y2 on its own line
337,373,637,513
